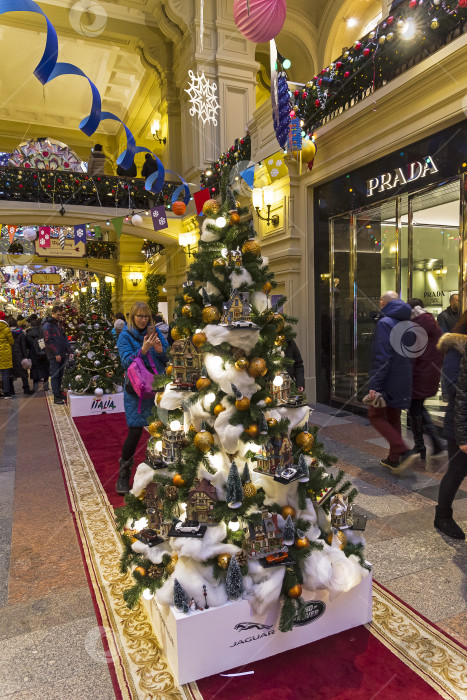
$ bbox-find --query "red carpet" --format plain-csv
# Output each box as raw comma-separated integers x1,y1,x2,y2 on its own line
72,412,455,699
74,412,149,509
193,624,441,700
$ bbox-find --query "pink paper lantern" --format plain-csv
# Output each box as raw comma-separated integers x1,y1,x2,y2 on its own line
233,0,287,43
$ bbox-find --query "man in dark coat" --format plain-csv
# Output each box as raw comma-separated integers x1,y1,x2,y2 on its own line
285,339,305,391
141,153,158,178
367,291,418,473
42,304,71,405
8,318,32,395
437,294,459,333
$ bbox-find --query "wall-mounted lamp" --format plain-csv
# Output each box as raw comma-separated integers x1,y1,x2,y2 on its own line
252,186,279,226
129,271,143,287
150,118,166,145
179,231,197,257
104,276,114,284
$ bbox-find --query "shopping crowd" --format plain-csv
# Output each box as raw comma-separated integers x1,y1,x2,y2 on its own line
366,291,467,541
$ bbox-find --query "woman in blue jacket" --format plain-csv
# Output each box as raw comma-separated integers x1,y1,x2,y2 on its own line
116,302,168,494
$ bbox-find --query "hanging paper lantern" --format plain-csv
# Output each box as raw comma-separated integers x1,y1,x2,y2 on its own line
23,227,37,241
233,0,287,43
131,214,143,226
172,201,187,216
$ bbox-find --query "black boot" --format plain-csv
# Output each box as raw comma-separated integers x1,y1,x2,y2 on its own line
424,423,447,457
434,507,465,540
116,457,133,495
411,413,426,461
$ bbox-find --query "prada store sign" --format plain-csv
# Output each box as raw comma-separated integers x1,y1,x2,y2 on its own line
366,156,439,197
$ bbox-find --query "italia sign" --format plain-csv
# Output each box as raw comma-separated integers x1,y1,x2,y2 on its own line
366,156,438,197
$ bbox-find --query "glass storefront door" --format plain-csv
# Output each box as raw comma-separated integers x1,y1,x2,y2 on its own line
330,177,463,407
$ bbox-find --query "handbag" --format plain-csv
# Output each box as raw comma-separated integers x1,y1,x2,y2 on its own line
126,350,158,412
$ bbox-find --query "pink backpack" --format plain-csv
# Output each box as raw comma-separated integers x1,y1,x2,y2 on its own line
127,350,158,412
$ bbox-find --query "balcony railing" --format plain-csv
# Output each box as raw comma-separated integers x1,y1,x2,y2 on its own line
0,166,178,210
294,0,466,136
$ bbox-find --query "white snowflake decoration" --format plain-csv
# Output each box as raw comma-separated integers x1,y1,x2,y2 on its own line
185,70,220,126
158,217,166,226
271,168,279,177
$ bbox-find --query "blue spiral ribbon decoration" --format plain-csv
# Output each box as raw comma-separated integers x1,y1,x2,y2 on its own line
0,0,192,200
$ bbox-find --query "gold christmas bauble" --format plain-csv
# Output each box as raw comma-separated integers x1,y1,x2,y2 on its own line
273,314,285,331
148,420,164,437
171,327,182,341
295,535,310,549
183,293,194,303
243,482,257,498
242,239,261,256
288,584,302,599
194,429,214,453
203,199,221,217
196,376,212,391
192,332,207,348
181,304,192,316
134,566,147,577
229,212,240,225
264,396,272,406
202,305,221,323
267,418,278,428
235,358,250,371
217,553,232,570
173,474,186,487
214,403,226,417
262,281,272,294
295,431,314,451
166,364,173,376
245,424,259,438
248,357,268,378
275,334,286,347
326,530,348,550
213,258,227,268
282,505,296,519
292,140,316,163
156,392,164,405
235,396,251,411
166,554,178,575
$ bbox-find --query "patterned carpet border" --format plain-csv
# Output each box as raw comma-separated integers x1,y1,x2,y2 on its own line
48,398,467,699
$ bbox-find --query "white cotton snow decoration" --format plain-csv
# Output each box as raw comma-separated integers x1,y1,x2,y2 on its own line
229,268,253,289
201,218,221,241
186,398,211,431
204,353,259,396
206,280,221,297
131,539,171,563
245,565,286,615
157,557,231,608
203,324,260,354
276,405,310,431
251,292,268,312
159,384,192,410
214,406,245,453
131,462,156,497
260,255,269,267
303,547,367,596
170,522,233,561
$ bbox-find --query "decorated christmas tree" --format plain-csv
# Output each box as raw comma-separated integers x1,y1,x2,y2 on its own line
60,301,80,343
63,301,124,395
117,170,368,631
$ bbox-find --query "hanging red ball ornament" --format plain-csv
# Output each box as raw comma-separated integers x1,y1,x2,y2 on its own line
344,71,351,78
294,90,299,97
336,61,342,68
409,0,417,6
354,41,362,50
172,201,186,216
314,99,320,107
363,48,370,57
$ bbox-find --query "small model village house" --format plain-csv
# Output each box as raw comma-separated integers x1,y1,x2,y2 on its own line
144,482,178,538
186,478,219,524
267,371,292,404
254,435,293,476
161,427,185,464
220,290,255,326
170,338,203,389
243,511,283,558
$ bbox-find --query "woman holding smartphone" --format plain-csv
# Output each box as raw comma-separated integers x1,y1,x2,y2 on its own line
116,302,168,494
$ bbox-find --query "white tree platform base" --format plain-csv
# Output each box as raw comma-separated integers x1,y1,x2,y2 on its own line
145,569,372,685
67,391,124,417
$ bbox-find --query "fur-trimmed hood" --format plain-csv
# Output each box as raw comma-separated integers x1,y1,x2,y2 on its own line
437,332,467,355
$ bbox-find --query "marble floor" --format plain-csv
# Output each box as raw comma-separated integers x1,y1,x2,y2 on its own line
1,393,466,699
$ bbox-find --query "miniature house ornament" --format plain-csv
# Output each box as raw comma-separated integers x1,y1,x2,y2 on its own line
330,494,352,530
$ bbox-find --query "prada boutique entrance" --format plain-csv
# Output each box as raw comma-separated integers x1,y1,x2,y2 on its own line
315,120,467,408
329,177,464,405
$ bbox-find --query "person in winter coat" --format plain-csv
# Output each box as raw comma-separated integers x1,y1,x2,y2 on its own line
154,313,170,342
407,298,444,461
141,153,158,178
0,311,14,399
8,318,32,395
87,143,106,176
367,291,418,473
42,304,71,405
437,294,459,333
26,318,50,392
116,302,168,494
434,311,467,539
284,339,305,391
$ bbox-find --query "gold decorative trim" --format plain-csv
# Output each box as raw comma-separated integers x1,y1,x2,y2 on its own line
48,398,193,699
369,582,467,700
